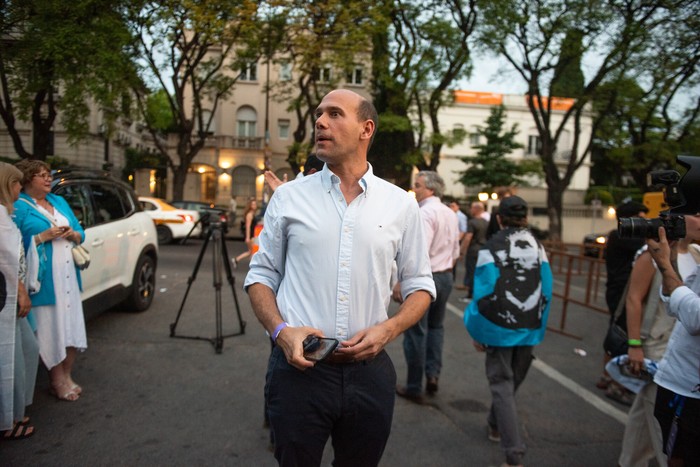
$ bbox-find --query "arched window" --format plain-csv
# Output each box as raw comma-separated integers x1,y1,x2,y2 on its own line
236,106,257,138
232,165,257,199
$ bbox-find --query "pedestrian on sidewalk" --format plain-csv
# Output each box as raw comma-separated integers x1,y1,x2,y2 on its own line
394,171,460,403
458,201,488,302
464,196,553,467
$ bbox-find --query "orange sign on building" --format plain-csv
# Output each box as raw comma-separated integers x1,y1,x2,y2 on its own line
526,95,576,111
454,90,504,106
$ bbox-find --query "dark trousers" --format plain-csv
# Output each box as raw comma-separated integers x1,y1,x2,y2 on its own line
654,385,700,465
463,252,479,293
265,346,396,467
485,345,534,466
402,270,452,394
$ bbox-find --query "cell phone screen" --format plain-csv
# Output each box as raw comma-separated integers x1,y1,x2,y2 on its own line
303,336,340,361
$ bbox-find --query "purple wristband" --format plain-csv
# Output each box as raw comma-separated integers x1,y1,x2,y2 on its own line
272,322,288,343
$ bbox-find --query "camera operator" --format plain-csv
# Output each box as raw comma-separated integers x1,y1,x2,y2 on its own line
646,225,700,466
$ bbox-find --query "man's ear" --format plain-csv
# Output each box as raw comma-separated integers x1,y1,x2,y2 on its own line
360,119,375,142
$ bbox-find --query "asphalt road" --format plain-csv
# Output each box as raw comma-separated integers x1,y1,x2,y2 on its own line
2,239,630,466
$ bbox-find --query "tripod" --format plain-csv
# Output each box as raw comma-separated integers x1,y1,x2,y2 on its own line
169,220,246,353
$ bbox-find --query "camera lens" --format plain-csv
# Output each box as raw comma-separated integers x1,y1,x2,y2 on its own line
618,217,662,239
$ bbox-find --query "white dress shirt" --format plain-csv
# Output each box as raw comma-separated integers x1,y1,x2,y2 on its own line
245,164,436,340
419,196,460,272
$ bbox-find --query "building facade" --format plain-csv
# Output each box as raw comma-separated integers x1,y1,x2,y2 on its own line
1,64,609,242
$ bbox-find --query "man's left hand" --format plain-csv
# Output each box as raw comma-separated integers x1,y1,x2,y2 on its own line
337,324,393,361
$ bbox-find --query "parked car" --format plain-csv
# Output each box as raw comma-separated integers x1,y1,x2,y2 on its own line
138,196,201,244
51,169,158,316
583,232,608,257
170,200,228,237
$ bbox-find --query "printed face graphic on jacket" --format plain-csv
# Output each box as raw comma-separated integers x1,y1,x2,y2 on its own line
479,229,544,330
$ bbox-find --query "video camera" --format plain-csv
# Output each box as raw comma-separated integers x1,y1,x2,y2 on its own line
618,155,700,241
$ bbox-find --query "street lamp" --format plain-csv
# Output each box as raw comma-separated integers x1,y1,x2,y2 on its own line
478,192,489,202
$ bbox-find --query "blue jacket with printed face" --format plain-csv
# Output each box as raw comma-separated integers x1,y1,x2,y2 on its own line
464,226,553,347
12,192,85,306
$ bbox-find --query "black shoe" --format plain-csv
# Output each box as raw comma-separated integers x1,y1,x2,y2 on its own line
396,385,425,405
426,377,438,395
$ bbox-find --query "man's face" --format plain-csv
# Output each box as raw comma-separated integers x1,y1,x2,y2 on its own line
413,175,432,202
449,202,459,212
314,90,364,165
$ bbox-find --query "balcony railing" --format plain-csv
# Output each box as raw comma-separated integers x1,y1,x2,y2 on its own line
204,135,264,150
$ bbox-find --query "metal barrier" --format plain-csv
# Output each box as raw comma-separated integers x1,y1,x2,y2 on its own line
543,242,608,339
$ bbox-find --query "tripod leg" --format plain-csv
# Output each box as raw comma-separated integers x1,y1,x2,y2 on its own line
170,231,212,336
212,229,224,353
220,234,247,334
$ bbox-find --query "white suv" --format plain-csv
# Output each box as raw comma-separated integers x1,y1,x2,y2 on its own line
52,169,158,316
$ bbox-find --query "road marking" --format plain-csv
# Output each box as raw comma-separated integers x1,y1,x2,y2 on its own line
446,301,628,425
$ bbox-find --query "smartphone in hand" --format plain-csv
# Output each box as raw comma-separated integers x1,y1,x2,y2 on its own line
303,335,339,362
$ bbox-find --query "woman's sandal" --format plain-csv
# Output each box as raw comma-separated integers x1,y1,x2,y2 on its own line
49,384,80,402
2,421,35,440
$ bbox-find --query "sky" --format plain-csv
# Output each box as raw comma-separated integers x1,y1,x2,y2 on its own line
457,55,528,95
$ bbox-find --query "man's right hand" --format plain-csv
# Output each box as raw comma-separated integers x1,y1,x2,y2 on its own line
275,324,324,370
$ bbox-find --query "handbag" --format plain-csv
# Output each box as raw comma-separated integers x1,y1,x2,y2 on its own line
603,262,662,357
71,244,91,270
603,320,629,357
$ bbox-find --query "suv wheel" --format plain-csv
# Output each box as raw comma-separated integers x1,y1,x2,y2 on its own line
125,254,156,312
156,225,173,244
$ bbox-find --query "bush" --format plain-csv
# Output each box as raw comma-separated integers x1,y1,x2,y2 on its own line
584,187,614,205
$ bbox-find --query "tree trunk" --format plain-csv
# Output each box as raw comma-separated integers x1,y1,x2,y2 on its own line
171,165,188,201
546,181,564,242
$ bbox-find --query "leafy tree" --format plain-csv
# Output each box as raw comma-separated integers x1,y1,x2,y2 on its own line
370,0,477,187
478,0,690,240
0,0,135,160
457,105,538,190
126,0,262,200
592,3,700,188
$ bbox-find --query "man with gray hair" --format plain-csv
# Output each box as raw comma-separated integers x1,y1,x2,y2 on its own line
394,171,460,403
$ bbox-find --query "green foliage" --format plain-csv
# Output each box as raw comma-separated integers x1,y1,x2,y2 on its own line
584,188,614,206
0,0,136,159
551,29,585,99
587,185,643,205
144,90,175,133
45,156,72,170
457,105,538,191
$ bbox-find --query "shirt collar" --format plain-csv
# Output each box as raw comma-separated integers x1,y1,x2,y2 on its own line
321,162,374,197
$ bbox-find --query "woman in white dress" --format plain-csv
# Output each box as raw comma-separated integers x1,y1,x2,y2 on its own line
13,160,87,402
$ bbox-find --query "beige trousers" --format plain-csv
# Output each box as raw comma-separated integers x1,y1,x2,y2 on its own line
618,382,666,467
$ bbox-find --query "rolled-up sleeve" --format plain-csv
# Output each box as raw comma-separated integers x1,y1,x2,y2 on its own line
244,191,286,293
395,201,436,301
